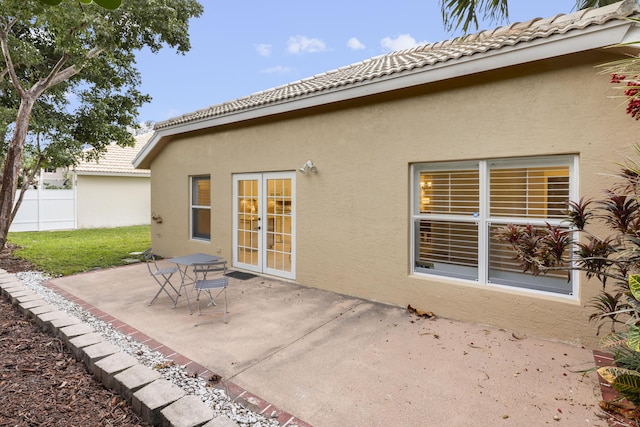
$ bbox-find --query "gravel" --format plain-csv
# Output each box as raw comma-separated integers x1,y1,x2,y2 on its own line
15,271,281,427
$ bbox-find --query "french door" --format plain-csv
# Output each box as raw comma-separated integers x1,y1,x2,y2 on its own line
232,172,295,279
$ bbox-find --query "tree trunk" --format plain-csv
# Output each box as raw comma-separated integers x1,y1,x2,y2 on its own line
0,97,35,249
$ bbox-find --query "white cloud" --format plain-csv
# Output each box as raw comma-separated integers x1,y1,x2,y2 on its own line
261,65,293,74
287,35,327,54
347,37,365,50
255,43,272,57
380,34,425,52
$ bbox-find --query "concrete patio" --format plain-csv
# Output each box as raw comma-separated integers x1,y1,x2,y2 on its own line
47,262,606,426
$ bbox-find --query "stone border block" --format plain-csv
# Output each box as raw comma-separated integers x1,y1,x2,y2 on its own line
93,352,138,390
82,341,121,372
18,299,48,311
68,332,104,359
14,292,42,304
50,315,82,329
132,379,186,425
1,284,26,298
8,290,37,304
37,311,79,332
58,323,95,345
0,274,18,282
25,303,56,317
113,364,162,404
160,395,215,427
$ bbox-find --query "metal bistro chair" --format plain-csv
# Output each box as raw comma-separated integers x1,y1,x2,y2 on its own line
192,260,229,324
143,248,180,307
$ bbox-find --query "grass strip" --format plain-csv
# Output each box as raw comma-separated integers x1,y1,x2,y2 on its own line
8,225,150,276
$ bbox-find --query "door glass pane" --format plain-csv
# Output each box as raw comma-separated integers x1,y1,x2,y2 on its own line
236,179,259,266
266,178,292,272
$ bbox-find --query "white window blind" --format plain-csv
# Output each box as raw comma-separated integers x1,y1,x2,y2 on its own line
416,164,480,280
412,156,576,296
490,166,569,219
420,170,479,215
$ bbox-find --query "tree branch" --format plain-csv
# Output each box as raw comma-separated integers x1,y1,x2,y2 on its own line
31,52,70,96
0,16,25,98
36,47,103,92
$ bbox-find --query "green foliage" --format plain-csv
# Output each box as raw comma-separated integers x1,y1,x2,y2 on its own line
601,332,628,349
602,368,640,406
614,373,640,406
8,225,150,276
588,292,627,335
595,276,640,405
0,0,203,154
631,275,640,300
598,331,640,373
440,0,509,33
0,0,203,248
38,0,122,9
611,346,640,372
629,325,640,353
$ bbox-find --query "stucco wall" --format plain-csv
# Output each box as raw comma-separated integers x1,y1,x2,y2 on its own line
148,51,637,345
76,175,150,228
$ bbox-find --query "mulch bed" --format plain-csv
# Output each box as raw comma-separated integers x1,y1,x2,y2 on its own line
0,243,36,273
0,245,148,426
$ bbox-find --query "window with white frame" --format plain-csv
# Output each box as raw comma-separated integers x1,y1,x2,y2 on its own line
191,175,211,241
412,155,577,295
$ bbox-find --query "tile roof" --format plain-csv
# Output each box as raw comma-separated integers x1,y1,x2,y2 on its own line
74,133,151,176
154,0,640,131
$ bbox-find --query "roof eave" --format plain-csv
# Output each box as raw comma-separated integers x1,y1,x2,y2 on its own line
134,18,640,168
133,132,164,169
73,170,150,178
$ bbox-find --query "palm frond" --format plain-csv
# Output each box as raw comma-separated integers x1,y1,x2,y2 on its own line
440,0,508,33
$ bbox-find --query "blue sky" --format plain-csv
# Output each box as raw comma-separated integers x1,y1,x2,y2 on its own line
134,1,580,124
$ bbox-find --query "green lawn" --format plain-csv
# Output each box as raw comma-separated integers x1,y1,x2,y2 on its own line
8,225,151,276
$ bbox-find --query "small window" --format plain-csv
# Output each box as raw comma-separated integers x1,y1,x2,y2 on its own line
191,176,211,240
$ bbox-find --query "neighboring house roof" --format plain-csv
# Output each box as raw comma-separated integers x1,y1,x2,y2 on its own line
76,132,152,177
134,0,640,169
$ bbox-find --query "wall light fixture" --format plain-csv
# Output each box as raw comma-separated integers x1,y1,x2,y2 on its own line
298,160,317,174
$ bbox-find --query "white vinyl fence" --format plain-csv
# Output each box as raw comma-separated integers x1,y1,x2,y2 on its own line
10,188,76,232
